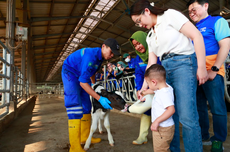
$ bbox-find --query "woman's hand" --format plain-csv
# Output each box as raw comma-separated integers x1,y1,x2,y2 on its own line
137,90,141,100
197,66,208,85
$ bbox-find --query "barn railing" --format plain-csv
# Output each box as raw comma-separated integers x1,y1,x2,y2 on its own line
0,40,31,119
96,75,137,103
13,66,24,104
0,40,12,118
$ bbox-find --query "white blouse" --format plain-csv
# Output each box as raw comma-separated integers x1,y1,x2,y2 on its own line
146,9,195,60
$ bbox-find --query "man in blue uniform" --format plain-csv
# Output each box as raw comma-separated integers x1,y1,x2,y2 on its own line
187,1,230,152
62,38,120,152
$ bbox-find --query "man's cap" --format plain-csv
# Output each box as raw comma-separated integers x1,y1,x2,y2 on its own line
123,53,130,59
103,38,121,56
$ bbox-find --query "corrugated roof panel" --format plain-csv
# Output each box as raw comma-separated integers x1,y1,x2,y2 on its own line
0,2,7,16
65,19,78,25
32,21,49,26
52,4,75,16
49,19,68,25
32,26,47,35
0,30,5,37
165,1,187,11
30,3,51,17
46,39,60,45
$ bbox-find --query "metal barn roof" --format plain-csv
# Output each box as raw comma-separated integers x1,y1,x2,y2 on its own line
0,0,229,83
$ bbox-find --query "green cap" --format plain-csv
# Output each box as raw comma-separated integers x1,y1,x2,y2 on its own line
123,53,129,59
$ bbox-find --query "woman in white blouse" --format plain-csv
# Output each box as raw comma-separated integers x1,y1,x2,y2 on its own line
130,0,208,152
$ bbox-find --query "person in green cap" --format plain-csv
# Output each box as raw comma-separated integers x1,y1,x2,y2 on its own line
123,53,136,69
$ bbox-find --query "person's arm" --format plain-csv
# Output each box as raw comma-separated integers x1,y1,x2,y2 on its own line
151,105,175,131
134,57,144,92
99,73,103,80
120,66,125,71
80,82,112,109
180,21,208,85
80,82,100,100
116,69,123,76
208,38,230,80
90,74,96,84
138,52,158,99
141,89,155,96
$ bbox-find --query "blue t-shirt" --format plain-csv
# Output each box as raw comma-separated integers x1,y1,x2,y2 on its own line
196,15,230,77
196,15,230,56
63,47,103,83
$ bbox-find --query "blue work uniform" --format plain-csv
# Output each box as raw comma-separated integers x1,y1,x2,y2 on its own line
135,55,147,91
128,57,136,69
61,47,103,119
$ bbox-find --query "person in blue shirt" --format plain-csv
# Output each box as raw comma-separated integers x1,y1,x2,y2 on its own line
123,53,136,101
61,38,120,152
187,1,230,151
123,53,136,69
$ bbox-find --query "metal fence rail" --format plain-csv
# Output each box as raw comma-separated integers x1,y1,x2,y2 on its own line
96,75,137,103
0,40,30,119
14,67,23,104
0,41,12,118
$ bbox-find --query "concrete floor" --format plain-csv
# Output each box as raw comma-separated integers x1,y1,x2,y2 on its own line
0,96,229,152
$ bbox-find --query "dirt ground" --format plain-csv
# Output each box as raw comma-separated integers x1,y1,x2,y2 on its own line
0,96,230,152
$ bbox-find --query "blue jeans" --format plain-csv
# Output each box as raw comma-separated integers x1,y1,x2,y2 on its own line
197,74,227,142
161,53,202,152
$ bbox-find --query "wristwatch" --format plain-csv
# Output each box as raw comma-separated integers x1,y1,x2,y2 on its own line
211,66,219,72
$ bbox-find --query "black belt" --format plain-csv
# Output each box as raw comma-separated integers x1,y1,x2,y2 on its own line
161,53,182,61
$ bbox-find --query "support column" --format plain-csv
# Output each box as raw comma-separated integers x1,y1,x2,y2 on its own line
27,27,31,94
6,0,15,93
6,0,16,117
21,41,26,99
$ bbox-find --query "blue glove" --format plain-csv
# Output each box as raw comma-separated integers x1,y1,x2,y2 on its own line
98,96,112,109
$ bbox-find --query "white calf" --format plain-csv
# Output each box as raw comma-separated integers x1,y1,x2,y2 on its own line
84,84,125,150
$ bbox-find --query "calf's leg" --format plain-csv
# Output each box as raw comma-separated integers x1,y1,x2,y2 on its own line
98,118,103,134
104,112,114,146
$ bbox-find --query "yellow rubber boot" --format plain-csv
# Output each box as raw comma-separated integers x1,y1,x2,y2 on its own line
68,119,85,152
133,114,151,145
81,114,101,144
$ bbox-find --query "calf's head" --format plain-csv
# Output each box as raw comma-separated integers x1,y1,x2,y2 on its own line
100,89,126,110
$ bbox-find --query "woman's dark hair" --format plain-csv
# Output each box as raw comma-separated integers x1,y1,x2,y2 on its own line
130,0,168,17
